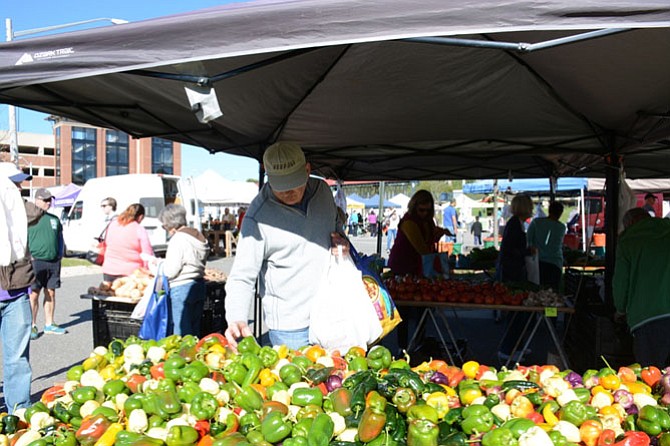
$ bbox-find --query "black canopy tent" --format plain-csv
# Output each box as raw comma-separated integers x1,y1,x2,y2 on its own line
1,0,670,181
3,0,670,311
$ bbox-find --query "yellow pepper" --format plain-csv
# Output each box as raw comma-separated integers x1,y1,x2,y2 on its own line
626,382,652,395
94,422,123,446
462,361,480,379
542,403,559,426
273,345,289,360
259,368,278,387
510,395,533,418
425,392,450,419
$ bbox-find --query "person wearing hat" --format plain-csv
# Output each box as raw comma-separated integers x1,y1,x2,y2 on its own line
0,162,43,413
28,188,66,338
224,142,346,350
643,192,657,217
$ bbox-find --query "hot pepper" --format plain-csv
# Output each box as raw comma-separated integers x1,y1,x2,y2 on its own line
260,411,292,444
191,392,219,421
613,431,650,446
166,425,199,446
52,402,72,424
329,388,353,417
241,353,264,387
1,415,19,435
392,387,416,413
237,336,261,355
307,412,333,446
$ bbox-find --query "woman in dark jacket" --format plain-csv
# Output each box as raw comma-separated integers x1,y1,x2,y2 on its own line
497,194,534,283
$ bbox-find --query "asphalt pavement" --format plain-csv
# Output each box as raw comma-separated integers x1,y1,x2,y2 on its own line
0,234,383,409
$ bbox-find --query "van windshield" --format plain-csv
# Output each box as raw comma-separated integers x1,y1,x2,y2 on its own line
140,197,165,218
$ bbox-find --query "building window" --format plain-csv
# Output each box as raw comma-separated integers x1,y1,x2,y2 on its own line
71,127,97,185
151,138,173,174
106,130,129,176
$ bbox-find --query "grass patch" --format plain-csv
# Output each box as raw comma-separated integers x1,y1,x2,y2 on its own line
62,257,94,267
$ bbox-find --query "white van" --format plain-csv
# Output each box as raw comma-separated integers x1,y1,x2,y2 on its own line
62,174,200,256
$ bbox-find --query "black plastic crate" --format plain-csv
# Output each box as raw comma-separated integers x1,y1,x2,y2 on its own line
91,300,141,347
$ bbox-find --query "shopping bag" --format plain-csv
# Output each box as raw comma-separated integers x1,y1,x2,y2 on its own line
86,241,106,266
131,273,159,320
309,248,382,352
138,272,169,340
349,245,402,341
525,254,540,285
421,252,450,279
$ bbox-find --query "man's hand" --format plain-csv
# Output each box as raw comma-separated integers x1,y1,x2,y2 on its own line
224,321,253,352
330,232,350,257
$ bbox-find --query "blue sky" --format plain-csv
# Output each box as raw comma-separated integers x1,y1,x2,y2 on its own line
1,0,260,181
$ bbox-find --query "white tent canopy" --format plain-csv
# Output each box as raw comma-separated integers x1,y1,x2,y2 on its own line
194,169,258,206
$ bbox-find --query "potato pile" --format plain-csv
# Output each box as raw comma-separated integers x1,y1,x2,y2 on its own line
87,268,153,301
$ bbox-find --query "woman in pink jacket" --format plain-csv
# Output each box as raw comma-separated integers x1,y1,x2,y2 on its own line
102,203,154,283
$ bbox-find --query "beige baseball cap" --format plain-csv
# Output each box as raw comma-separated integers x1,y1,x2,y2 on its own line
263,142,308,192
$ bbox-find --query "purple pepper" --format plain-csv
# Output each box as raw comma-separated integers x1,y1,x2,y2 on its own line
430,371,450,385
613,389,634,409
325,374,343,392
565,371,583,387
659,373,670,394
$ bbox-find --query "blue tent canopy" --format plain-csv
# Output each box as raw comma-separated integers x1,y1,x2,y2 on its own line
463,178,588,195
347,194,401,208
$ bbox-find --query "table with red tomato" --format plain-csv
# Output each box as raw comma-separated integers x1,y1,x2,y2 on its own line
395,299,575,369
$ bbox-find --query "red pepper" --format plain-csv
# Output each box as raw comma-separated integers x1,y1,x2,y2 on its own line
75,414,111,446
196,333,229,351
613,431,650,446
598,429,616,445
641,367,661,387
150,362,165,380
41,385,66,404
195,420,211,437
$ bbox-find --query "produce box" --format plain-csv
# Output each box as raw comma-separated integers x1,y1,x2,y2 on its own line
84,280,227,346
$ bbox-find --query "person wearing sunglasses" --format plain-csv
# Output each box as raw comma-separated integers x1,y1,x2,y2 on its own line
100,197,118,222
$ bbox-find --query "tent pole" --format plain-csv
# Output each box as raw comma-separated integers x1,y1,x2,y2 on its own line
377,181,385,255
580,187,587,252
604,154,620,309
493,180,499,250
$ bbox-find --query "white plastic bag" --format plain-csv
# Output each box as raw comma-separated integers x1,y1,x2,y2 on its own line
131,273,159,320
525,254,540,285
309,248,382,352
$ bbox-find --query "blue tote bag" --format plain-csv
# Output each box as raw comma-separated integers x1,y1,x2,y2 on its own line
139,267,169,341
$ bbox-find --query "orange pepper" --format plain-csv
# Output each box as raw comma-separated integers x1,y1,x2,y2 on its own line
510,395,534,418
600,374,621,391
617,366,637,383
305,345,326,363
579,419,603,446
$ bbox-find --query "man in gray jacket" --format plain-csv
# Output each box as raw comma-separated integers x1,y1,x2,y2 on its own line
224,142,345,350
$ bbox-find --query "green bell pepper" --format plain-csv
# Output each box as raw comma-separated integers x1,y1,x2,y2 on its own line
348,357,369,372
261,411,292,443
71,386,98,404
143,390,182,419
284,438,309,446
164,355,188,381
235,386,264,413
24,401,49,425
52,426,78,446
237,336,261,355
547,430,569,446
223,361,247,387
91,406,119,422
291,355,313,370
258,346,279,368
573,387,591,404
407,419,439,446
307,412,333,446
407,404,439,425
52,402,72,424
266,382,289,400
191,392,219,421
392,387,416,413
279,363,303,386
239,413,261,436
212,432,252,446
460,404,494,435
367,432,399,446
296,405,324,421
115,430,164,446
441,432,467,446
559,400,589,427
102,379,129,398
366,345,392,371
292,418,313,438
481,427,518,446
2,414,19,434
178,381,202,403
636,405,670,436
181,360,210,383
66,365,84,382
124,393,146,414
166,425,199,446
501,417,536,439
292,387,324,407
